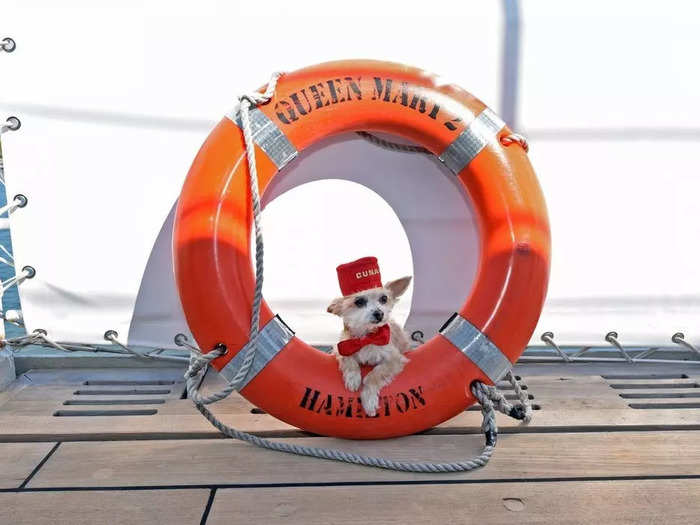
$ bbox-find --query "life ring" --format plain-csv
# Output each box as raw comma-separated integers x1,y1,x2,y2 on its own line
174,60,550,439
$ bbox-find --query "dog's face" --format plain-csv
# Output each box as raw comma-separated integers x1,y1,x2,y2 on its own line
327,276,412,337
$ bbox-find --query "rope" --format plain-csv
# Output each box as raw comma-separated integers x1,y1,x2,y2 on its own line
182,71,532,472
187,359,531,472
191,380,497,473
500,132,529,153
183,72,285,406
0,195,25,217
482,371,533,424
355,131,431,154
357,130,529,155
1,266,33,295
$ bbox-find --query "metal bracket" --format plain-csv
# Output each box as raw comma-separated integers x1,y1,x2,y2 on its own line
440,313,512,383
218,315,295,389
605,331,633,363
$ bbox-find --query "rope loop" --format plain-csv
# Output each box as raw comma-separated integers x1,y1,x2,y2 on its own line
355,131,431,154
238,71,284,108
185,343,226,379
500,132,529,153
187,352,530,472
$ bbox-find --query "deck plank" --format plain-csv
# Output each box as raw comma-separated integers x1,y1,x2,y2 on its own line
9,384,185,402
2,404,700,442
26,431,700,487
0,442,56,488
602,377,699,386
3,366,700,440
207,479,700,524
0,489,209,525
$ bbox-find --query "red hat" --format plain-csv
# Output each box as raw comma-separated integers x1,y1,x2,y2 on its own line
336,256,382,296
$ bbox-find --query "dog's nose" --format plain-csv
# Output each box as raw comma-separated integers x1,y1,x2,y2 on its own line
372,310,384,322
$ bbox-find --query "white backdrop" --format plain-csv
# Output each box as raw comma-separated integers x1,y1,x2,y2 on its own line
1,0,698,348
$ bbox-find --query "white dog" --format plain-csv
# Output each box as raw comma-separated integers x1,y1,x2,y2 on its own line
327,256,412,416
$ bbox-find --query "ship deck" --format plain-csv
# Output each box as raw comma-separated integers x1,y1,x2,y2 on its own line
1,361,699,524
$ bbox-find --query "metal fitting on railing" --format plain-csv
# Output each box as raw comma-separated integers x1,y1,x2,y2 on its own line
540,331,571,361
20,265,35,279
105,330,189,363
13,194,28,208
410,330,425,344
1,265,35,294
604,331,633,362
0,194,28,217
103,330,119,342
672,332,700,357
0,116,21,134
0,37,16,53
174,333,203,354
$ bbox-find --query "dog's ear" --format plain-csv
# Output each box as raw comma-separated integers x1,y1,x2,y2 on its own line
385,276,412,299
326,297,345,316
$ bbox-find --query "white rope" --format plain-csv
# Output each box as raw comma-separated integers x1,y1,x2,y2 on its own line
0,194,26,217
192,378,497,473
355,131,431,154
357,129,530,155
500,132,529,153
0,244,14,263
0,245,20,274
0,329,189,364
1,266,33,295
180,71,532,472
104,331,189,364
182,72,286,405
32,330,72,353
0,200,21,217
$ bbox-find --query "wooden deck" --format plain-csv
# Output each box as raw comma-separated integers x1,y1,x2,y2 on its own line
1,362,699,524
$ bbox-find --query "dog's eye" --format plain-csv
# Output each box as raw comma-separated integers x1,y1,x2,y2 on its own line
354,297,367,308
379,295,388,304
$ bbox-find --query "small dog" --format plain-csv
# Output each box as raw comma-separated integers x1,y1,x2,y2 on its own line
327,256,412,416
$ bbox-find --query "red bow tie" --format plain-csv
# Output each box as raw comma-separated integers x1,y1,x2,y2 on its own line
337,324,391,356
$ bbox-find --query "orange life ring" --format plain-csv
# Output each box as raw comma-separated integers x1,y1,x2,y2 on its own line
174,60,550,439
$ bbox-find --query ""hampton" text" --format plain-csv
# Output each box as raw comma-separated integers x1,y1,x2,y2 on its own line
299,385,427,418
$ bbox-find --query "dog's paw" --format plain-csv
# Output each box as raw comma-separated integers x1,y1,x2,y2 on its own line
361,389,379,416
343,370,362,392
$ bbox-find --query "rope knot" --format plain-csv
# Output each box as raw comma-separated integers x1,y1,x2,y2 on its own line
184,343,227,379
508,404,527,420
239,92,272,107
237,71,285,109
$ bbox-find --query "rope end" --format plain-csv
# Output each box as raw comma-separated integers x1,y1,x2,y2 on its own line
508,405,527,421
485,429,497,447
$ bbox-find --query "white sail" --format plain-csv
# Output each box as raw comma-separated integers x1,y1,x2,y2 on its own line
1,1,698,349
